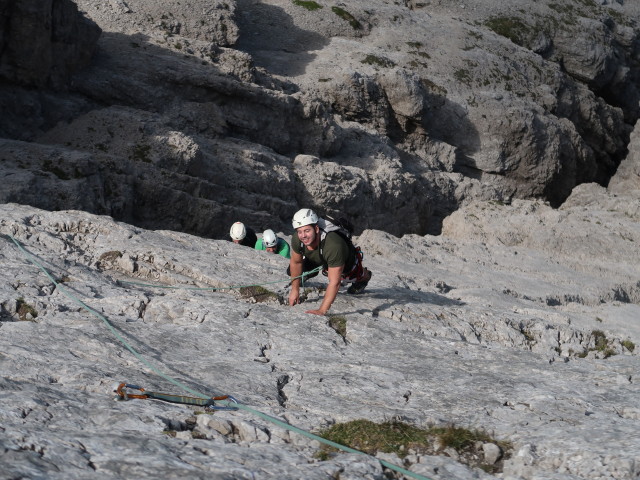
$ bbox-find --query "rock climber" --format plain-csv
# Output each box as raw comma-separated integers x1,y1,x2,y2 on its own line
229,221,258,248
255,229,291,259
288,208,372,316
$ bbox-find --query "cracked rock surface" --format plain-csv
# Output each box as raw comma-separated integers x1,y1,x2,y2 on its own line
2,1,640,478
2,151,640,479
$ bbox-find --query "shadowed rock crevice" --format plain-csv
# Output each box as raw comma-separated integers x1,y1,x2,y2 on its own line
0,0,100,89
276,374,290,407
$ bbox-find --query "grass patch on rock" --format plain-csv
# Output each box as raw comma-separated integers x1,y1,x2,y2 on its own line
621,339,635,352
17,298,38,321
484,16,531,46
328,315,347,340
361,54,395,68
577,329,617,358
292,0,322,11
239,285,278,303
431,425,495,450
331,6,361,29
453,68,472,85
592,329,616,358
42,159,70,180
318,419,430,457
316,419,511,473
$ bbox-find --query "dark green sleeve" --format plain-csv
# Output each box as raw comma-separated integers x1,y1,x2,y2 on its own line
291,232,302,254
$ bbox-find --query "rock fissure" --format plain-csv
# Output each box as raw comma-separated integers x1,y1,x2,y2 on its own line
276,374,290,408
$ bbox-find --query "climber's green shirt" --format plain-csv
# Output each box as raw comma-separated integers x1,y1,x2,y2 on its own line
255,238,291,259
291,231,355,271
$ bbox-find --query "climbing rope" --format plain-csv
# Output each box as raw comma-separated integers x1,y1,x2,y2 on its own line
6,233,432,480
6,233,227,399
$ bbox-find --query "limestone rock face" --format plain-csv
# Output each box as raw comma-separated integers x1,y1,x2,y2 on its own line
0,105,301,237
76,0,239,47
292,154,432,235
1,199,639,480
0,0,639,236
2,2,640,478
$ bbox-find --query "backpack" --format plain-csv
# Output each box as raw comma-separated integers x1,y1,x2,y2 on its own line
317,214,354,245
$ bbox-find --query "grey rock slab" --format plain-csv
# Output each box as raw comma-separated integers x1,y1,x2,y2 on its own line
1,203,640,480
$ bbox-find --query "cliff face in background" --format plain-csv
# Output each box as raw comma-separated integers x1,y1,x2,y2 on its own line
0,0,100,88
1,1,640,479
0,0,639,236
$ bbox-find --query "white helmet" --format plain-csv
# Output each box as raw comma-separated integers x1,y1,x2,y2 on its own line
292,208,318,229
230,222,246,240
262,229,278,248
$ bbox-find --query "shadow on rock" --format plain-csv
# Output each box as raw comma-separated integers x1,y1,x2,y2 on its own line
234,0,330,77
341,287,465,317
421,93,482,166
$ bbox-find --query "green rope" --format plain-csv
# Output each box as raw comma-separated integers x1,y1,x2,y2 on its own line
117,266,322,291
6,234,432,480
6,234,216,400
